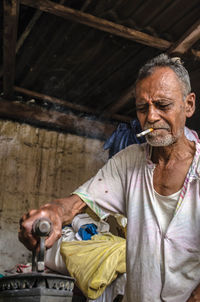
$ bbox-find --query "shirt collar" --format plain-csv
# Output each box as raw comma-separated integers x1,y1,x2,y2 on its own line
190,142,200,179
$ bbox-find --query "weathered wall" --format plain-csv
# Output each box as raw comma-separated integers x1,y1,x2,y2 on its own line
0,120,108,272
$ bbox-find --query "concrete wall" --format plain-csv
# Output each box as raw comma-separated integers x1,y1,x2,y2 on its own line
0,120,108,272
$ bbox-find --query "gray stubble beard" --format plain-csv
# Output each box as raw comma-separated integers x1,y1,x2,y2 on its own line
146,127,185,147
146,132,180,147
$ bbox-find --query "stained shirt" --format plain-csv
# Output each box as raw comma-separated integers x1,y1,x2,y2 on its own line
153,189,181,234
74,142,200,302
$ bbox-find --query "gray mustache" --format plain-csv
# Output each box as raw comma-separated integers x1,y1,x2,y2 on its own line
144,124,170,131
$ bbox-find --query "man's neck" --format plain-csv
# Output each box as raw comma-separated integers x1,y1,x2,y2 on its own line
151,135,196,196
151,136,196,165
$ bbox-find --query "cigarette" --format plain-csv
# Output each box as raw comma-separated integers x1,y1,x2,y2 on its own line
136,128,154,137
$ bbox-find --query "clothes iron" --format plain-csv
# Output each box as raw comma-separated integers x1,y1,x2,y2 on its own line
0,218,75,301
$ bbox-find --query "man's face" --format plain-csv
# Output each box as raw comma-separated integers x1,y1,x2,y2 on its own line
135,67,191,147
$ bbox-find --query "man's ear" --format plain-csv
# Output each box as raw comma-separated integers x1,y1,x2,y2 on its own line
185,93,196,118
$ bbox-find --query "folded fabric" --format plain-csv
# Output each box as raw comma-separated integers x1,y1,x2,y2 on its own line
60,233,126,299
87,273,126,302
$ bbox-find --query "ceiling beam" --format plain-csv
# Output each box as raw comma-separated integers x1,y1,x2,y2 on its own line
106,20,200,115
14,86,132,122
0,9,42,79
105,84,135,114
0,98,116,140
0,0,69,79
169,19,200,54
16,0,73,54
16,10,42,53
191,49,200,58
3,0,20,99
20,0,171,50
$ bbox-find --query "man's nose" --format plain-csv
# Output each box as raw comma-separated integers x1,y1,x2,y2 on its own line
147,105,160,123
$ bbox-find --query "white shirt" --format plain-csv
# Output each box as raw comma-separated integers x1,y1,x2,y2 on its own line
153,189,181,234
74,142,200,302
154,189,181,282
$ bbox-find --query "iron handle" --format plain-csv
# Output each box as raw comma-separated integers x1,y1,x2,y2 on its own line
32,218,53,272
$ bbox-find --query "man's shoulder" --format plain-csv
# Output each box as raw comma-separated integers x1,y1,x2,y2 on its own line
112,143,147,161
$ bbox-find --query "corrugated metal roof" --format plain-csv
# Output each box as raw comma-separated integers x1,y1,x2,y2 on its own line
0,0,200,136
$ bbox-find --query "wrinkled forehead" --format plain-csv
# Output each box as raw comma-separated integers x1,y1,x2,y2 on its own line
135,67,183,100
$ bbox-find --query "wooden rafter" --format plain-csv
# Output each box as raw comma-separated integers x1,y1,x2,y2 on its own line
20,0,171,50
106,20,200,115
3,0,20,99
191,49,200,58
0,98,116,140
16,0,75,53
14,86,132,122
0,9,42,79
0,0,72,79
16,10,42,53
105,84,135,114
169,19,200,54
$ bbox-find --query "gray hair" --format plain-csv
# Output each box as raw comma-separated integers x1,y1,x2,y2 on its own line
135,53,191,99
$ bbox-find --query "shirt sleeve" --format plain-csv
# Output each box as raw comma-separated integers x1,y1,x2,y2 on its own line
73,154,126,220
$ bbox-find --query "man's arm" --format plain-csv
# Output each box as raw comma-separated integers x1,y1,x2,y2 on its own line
18,194,86,251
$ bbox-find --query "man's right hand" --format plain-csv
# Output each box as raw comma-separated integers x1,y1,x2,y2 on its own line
18,194,86,251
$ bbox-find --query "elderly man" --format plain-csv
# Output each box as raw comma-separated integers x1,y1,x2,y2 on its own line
19,54,200,302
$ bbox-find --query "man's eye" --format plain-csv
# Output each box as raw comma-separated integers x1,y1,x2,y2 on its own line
136,106,148,113
156,103,170,110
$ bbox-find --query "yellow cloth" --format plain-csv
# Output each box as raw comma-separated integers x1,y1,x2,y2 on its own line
60,233,126,299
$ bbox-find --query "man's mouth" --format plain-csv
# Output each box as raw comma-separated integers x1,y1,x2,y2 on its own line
153,128,169,130
147,128,171,136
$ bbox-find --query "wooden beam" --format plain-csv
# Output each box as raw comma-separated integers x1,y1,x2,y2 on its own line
0,98,116,140
106,21,200,115
20,0,171,50
16,0,70,53
3,0,20,99
191,49,200,59
14,86,98,114
14,86,133,122
0,10,42,80
0,0,93,79
16,10,42,53
169,19,200,54
105,84,135,114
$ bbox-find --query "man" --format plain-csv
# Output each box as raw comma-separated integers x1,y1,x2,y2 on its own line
19,54,200,302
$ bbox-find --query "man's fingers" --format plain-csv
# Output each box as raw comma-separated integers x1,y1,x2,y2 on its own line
18,203,64,252
45,226,62,249
20,209,37,221
18,210,40,250
19,212,62,250
18,228,38,251
29,209,38,216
